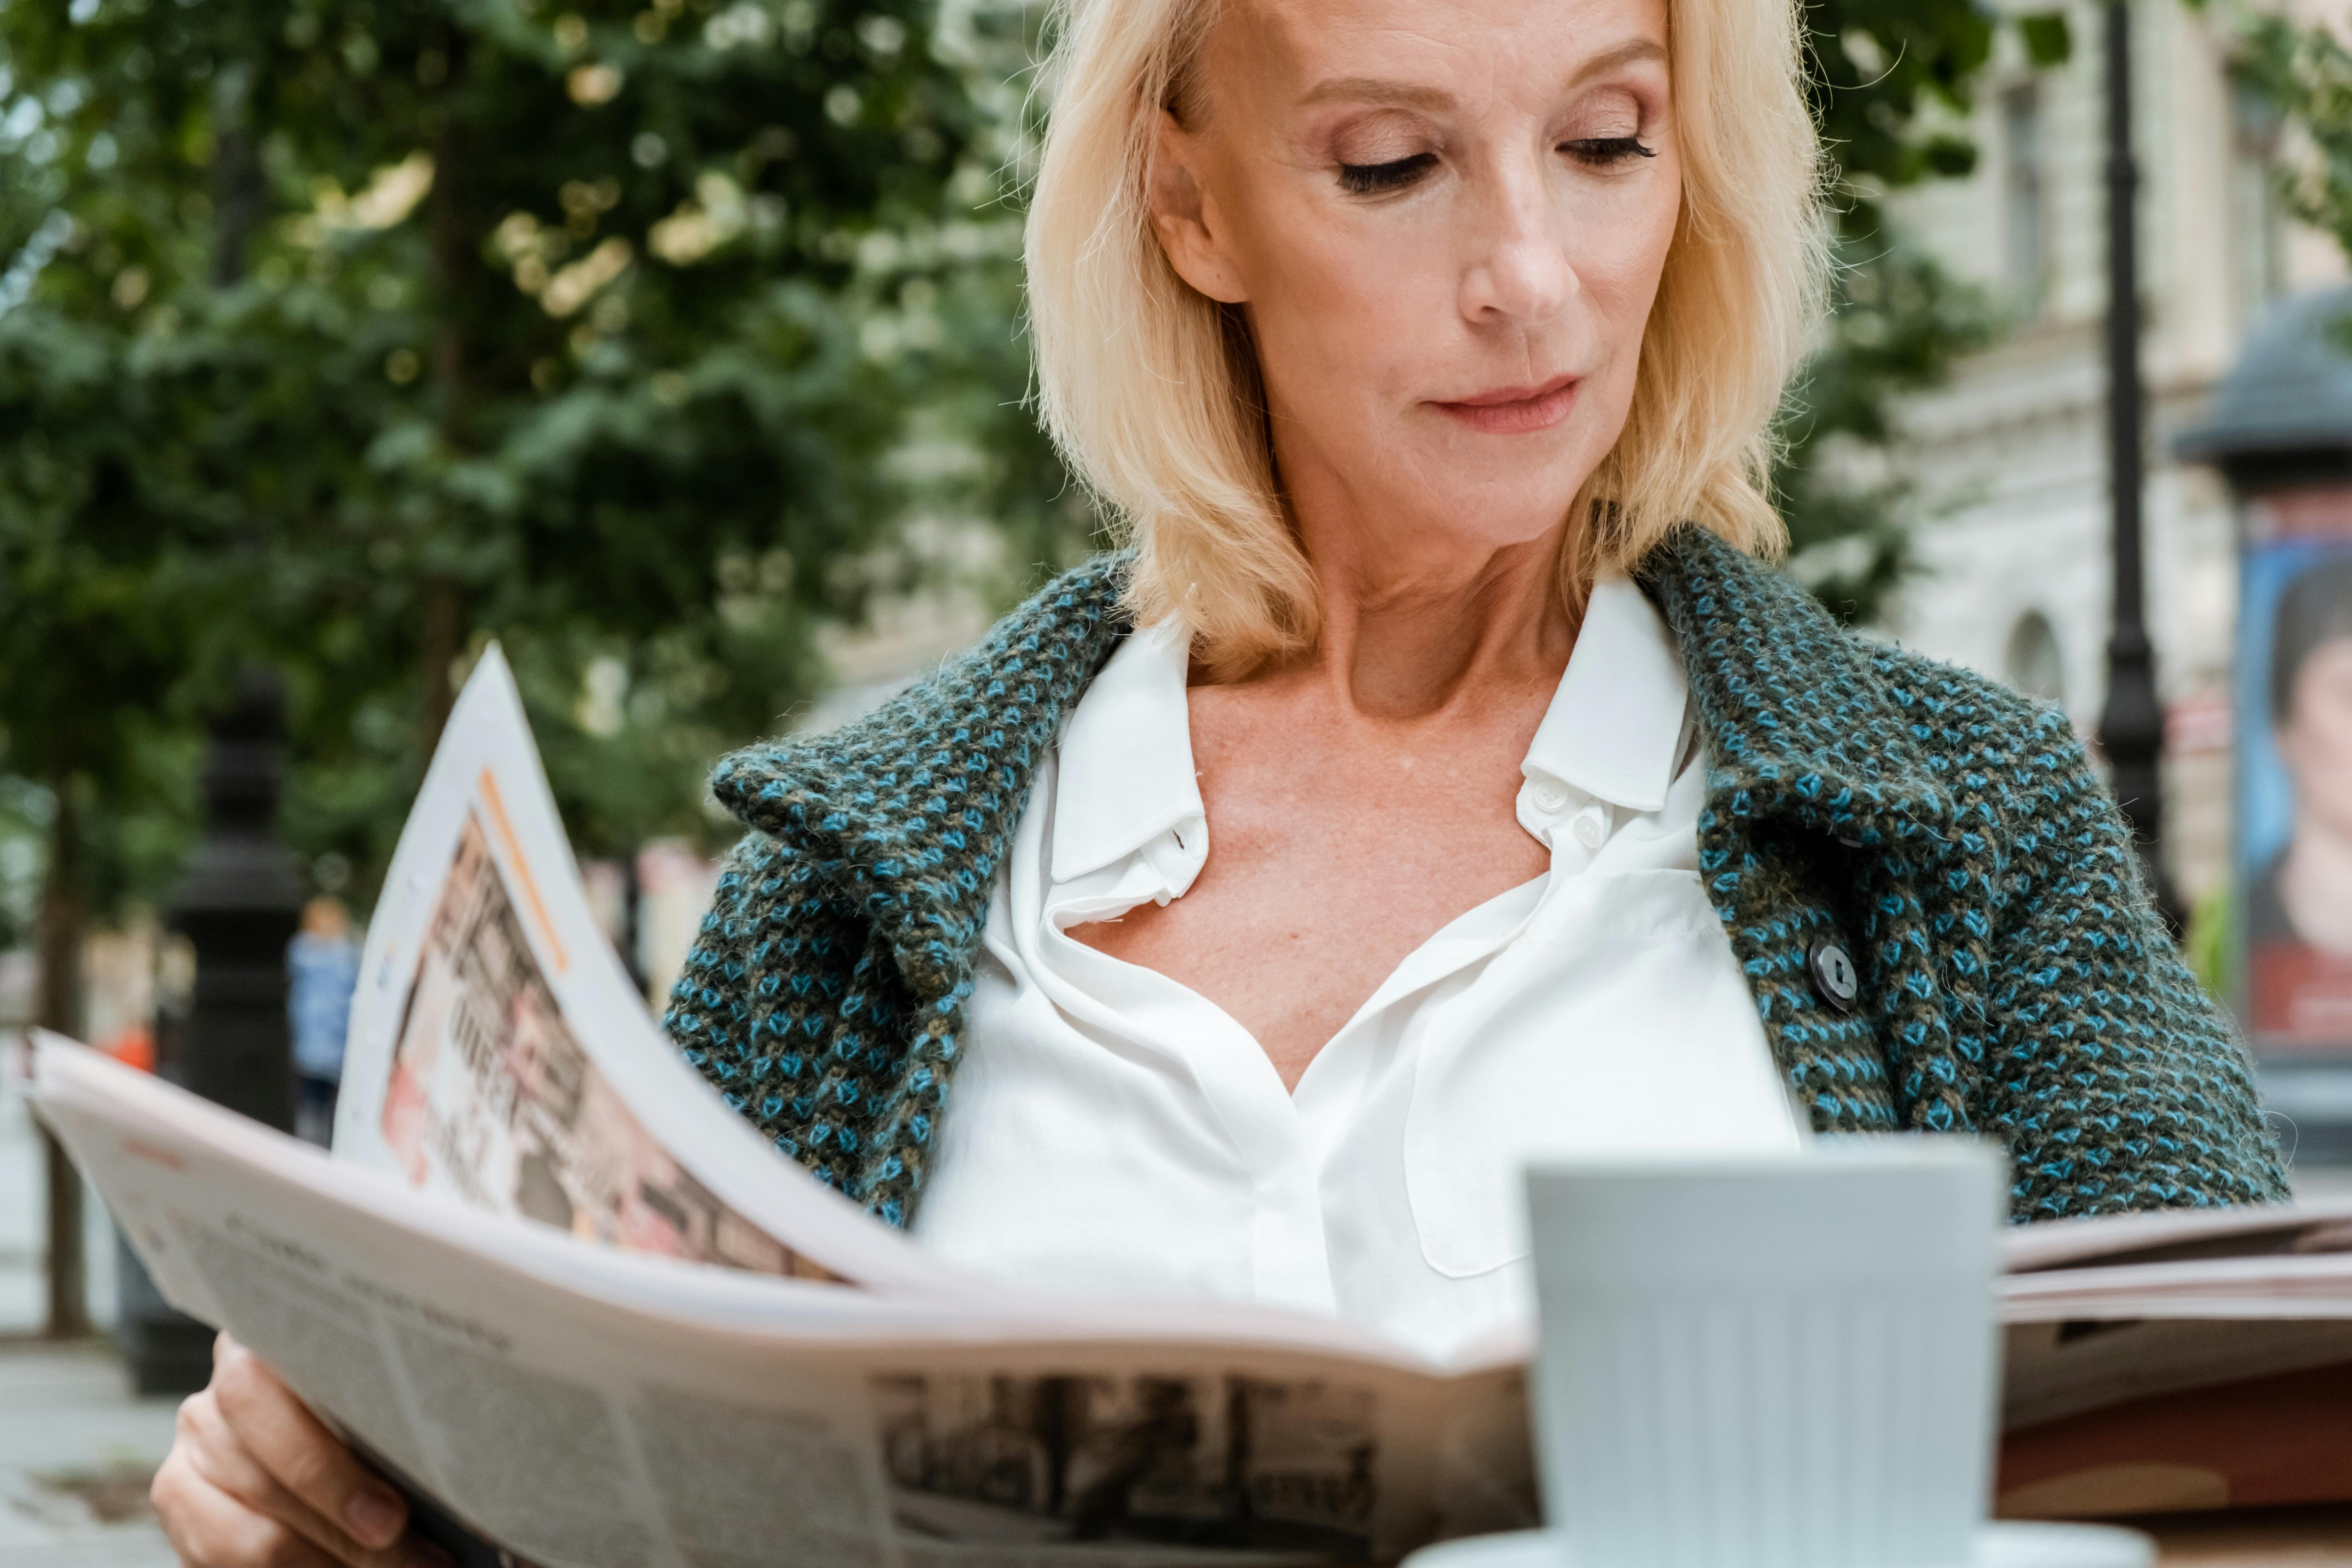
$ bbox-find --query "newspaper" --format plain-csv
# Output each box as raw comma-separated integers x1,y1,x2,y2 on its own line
1991,1198,2352,1516
327,647,949,1292
32,1039,1538,1568
35,1035,2352,1555
1997,1196,2352,1433
26,648,2352,1556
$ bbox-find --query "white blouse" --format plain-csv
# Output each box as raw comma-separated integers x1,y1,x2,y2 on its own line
910,574,1805,1358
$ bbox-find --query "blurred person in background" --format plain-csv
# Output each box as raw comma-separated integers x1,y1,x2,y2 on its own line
154,0,2288,1561
287,896,359,1148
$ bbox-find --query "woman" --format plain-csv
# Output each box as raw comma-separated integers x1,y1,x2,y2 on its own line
153,0,2287,1561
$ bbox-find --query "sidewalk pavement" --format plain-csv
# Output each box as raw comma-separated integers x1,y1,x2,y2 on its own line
0,1338,181,1568
3,1048,175,1568
2,1042,120,1337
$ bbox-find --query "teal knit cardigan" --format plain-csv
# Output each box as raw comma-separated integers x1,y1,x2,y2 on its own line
663,528,2288,1226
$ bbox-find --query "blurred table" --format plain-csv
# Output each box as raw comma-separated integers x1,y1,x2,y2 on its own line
2133,1505,2352,1564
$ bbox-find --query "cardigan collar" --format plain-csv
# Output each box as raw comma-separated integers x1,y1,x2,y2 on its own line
707,529,1974,995
1638,528,1972,862
706,556,1133,1002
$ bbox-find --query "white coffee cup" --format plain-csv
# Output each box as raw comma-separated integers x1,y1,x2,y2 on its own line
1525,1139,2008,1568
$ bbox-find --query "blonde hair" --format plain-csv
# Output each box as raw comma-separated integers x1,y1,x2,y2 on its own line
1024,0,1829,676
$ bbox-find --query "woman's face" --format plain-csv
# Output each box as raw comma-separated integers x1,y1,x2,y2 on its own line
1147,0,1680,567
2280,637,2352,843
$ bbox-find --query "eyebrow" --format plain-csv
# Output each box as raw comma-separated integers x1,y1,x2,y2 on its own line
1298,76,1455,111
1296,38,1668,111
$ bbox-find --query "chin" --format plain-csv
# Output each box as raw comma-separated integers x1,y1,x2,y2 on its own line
1410,447,1599,533
1407,480,1587,553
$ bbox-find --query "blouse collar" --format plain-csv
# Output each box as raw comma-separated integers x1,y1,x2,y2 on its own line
1046,570,1694,889
704,530,1977,1007
1049,618,1205,885
1522,570,1690,815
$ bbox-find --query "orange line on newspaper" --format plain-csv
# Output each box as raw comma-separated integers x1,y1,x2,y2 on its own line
122,1136,186,1171
478,768,569,974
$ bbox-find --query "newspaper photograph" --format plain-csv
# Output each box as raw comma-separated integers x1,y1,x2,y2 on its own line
875,1373,1379,1558
329,646,947,1292
380,806,828,1276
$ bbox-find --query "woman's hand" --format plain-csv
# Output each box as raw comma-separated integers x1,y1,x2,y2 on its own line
152,1333,442,1568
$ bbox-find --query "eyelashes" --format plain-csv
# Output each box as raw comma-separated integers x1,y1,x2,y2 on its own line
1565,136,1657,166
1337,152,1439,195
1335,137,1656,197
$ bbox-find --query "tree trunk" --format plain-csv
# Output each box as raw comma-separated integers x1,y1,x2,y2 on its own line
37,780,89,1339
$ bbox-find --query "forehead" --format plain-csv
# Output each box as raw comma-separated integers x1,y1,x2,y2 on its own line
1214,0,1669,93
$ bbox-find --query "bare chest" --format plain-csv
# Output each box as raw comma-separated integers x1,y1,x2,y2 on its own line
1071,686,1552,1088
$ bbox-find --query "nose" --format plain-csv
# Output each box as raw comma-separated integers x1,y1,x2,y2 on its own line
1459,157,1578,327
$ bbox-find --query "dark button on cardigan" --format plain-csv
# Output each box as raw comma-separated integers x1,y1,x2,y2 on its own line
663,527,2288,1227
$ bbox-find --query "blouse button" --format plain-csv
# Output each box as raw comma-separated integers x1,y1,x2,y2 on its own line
1571,808,1607,849
1531,780,1570,814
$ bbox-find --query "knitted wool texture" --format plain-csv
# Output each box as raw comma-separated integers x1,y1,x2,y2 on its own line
664,528,2288,1225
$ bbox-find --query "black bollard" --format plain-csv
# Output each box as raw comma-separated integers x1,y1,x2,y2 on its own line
120,668,308,1395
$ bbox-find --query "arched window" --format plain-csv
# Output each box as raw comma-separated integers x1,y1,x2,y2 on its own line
2004,610,2067,707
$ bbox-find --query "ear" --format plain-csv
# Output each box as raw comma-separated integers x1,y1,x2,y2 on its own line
1145,108,1249,305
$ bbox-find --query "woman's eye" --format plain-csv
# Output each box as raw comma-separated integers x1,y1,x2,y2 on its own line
1562,136,1658,167
1337,152,1437,196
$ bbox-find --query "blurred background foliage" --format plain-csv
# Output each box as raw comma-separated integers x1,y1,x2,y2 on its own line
1774,0,2031,622
2236,10,2352,279
0,0,1075,982
0,0,2316,995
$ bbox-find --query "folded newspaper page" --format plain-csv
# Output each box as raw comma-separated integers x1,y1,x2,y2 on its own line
326,646,951,1293
33,1038,1539,1568
1992,1195,2352,1518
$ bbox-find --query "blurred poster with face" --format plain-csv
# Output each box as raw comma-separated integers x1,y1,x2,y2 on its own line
2239,489,2352,1055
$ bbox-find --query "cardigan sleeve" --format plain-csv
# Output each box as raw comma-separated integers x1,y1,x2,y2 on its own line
1975,702,2289,1217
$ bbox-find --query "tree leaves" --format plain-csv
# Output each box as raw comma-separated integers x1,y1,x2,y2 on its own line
1771,0,2030,623
2235,14,2352,267
0,0,1040,906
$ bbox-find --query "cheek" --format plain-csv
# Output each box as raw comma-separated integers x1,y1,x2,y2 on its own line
2283,722,2352,796
1219,151,1684,429
1231,199,1433,402
1574,176,1682,360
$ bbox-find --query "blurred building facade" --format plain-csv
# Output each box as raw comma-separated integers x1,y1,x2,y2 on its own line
1881,0,2347,904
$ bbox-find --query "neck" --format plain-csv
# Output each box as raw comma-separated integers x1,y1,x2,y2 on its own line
1284,490,1577,722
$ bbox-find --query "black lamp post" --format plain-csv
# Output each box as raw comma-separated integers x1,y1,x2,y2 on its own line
169,670,306,1127
2095,0,2180,927
119,669,307,1394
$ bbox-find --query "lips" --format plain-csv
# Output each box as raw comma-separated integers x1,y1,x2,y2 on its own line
1430,374,1582,435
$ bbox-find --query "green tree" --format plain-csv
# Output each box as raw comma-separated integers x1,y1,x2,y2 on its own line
0,0,1035,900
0,309,211,1045
2237,13,2352,267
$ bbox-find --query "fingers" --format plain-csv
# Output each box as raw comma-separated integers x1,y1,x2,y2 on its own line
153,1426,343,1568
155,1335,441,1568
208,1336,412,1556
